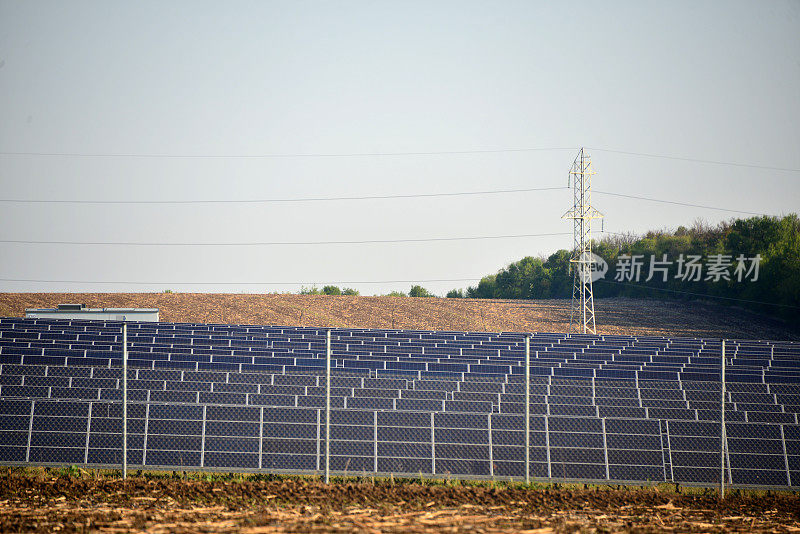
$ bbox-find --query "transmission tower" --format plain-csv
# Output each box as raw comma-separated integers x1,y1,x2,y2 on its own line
562,148,603,334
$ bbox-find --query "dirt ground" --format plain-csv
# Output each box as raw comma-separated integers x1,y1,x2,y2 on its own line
0,472,798,533
0,293,797,341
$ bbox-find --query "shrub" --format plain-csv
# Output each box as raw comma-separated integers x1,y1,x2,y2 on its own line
322,285,341,295
409,285,434,298
299,285,321,295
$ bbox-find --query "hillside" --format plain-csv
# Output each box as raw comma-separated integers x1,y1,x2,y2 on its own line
0,293,796,341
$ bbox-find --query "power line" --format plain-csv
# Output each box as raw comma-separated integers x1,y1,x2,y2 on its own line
600,229,637,237
0,232,572,247
0,186,782,217
0,277,483,286
593,190,771,216
2,145,798,172
0,186,568,205
587,147,800,173
596,279,800,310
0,147,577,159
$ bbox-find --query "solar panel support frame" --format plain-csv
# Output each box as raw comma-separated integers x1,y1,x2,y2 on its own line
657,420,666,482
122,322,127,480
373,410,378,473
430,411,436,475
665,419,674,481
259,407,264,470
316,409,321,472
720,339,725,498
487,413,493,478
325,329,331,484
545,413,551,478
525,335,530,484
200,404,207,468
25,399,34,463
601,417,609,480
84,402,92,465
143,403,149,466
780,424,791,487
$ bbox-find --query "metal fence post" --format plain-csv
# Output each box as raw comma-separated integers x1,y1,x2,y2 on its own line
431,411,436,475
259,407,264,470
525,335,530,484
26,400,35,463
780,424,792,487
601,417,610,481
142,404,149,467
122,322,127,480
325,329,331,483
316,409,321,472
488,413,493,478
200,405,207,468
720,339,726,498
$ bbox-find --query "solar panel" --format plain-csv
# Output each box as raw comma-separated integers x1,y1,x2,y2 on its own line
1,317,799,487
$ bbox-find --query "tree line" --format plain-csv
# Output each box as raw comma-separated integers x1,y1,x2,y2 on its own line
449,214,799,325
299,285,435,297
292,215,798,326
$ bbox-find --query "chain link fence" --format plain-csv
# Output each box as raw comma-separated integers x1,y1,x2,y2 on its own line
0,321,798,490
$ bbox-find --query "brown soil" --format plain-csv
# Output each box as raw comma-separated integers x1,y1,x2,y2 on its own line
0,293,796,341
1,473,798,533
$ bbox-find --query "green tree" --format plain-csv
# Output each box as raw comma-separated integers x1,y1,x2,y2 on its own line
342,288,359,296
299,285,321,295
322,285,341,295
467,274,497,298
446,288,464,298
409,285,434,297
461,214,799,327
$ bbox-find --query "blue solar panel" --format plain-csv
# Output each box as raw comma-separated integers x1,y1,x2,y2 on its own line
1,317,799,487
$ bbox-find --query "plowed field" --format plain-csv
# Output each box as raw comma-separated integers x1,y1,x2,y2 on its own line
1,473,798,533
0,293,796,340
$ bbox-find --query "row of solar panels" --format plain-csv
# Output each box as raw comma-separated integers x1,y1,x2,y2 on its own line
4,349,798,384
0,399,797,487
0,353,800,384
2,324,798,381
3,361,799,401
1,373,794,401
3,332,796,362
1,386,795,424
5,340,796,369
0,336,791,363
7,317,797,345
0,331,737,352
3,317,798,353
0,376,798,412
6,341,779,365
2,365,798,423
1,339,793,369
3,348,778,373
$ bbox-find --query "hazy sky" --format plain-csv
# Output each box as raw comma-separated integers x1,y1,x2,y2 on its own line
1,1,798,296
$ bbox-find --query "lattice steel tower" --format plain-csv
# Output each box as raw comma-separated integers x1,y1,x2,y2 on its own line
562,148,603,334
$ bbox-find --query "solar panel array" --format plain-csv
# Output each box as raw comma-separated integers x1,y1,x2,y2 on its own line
0,317,798,488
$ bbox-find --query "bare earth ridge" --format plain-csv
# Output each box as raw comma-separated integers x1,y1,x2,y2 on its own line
0,293,796,341
1,473,799,534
